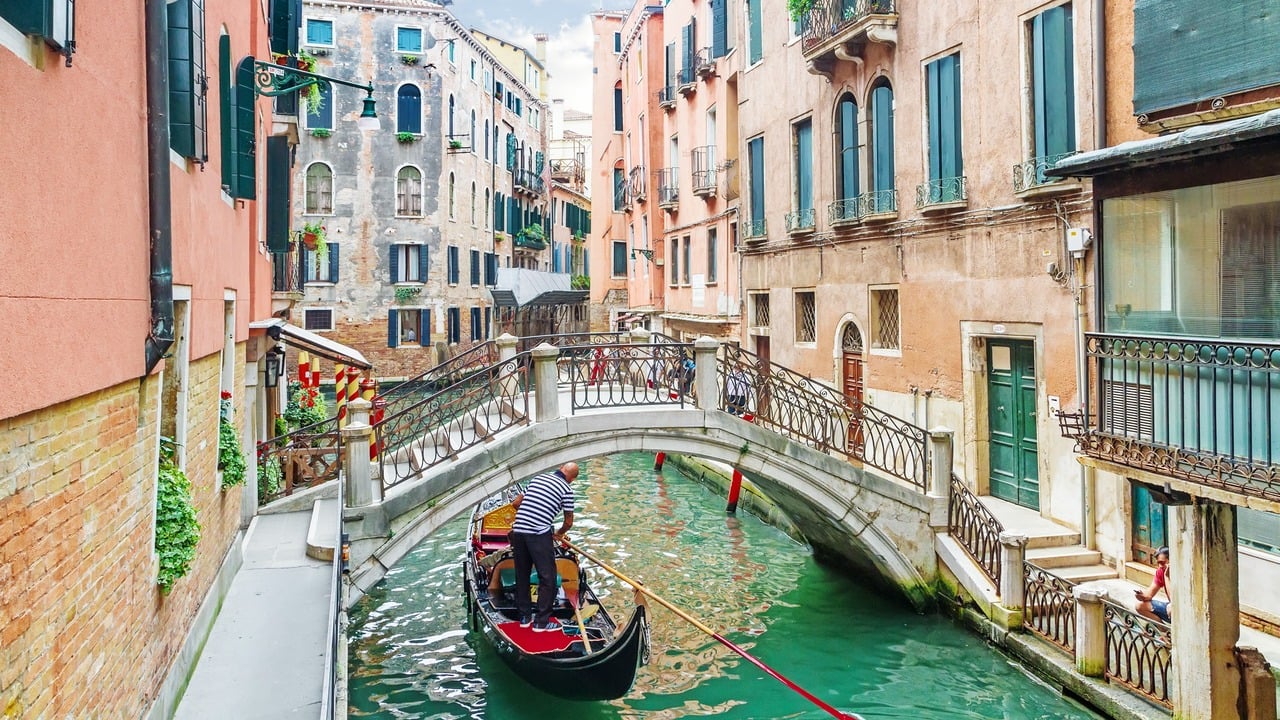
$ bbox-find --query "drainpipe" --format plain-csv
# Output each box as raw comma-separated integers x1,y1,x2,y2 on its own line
1077,0,1104,551
1093,0,1107,150
143,0,175,373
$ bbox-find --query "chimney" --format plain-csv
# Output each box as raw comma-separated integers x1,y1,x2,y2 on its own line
533,33,548,67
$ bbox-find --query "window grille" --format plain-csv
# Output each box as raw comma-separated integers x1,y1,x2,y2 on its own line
871,288,900,350
842,323,864,353
751,293,770,328
303,309,333,331
795,291,816,343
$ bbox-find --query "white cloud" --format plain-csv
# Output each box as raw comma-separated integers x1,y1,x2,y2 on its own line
467,14,596,116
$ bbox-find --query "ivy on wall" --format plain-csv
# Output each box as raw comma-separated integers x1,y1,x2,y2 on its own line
217,392,247,491
156,436,201,594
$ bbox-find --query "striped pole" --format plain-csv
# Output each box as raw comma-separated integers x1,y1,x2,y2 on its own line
298,351,310,387
361,377,380,461
335,363,348,427
654,452,666,471
726,468,744,515
345,366,361,426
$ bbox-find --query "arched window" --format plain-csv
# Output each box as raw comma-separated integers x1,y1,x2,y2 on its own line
484,120,491,160
304,162,333,214
493,126,500,164
470,182,477,224
396,166,422,216
868,80,895,213
842,322,864,352
397,84,422,134
484,189,490,228
470,110,477,154
448,95,455,137
835,94,859,203
448,173,456,219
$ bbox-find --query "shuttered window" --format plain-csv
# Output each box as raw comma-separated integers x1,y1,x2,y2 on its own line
470,249,481,286
301,244,338,283
305,163,333,214
1030,6,1076,175
395,166,422,216
835,94,859,201
1102,380,1155,440
747,0,762,65
869,81,895,197
494,193,505,231
398,85,422,134
926,53,964,184
447,307,461,344
389,244,426,283
471,307,483,341
396,27,422,53
612,241,627,277
447,245,460,285
307,83,333,130
665,42,676,89
305,18,332,45
613,85,624,132
484,252,498,285
0,0,75,55
168,0,208,162
793,118,813,212
711,0,729,58
229,57,257,199
269,0,299,56
613,168,626,211
747,136,765,224
218,34,234,191
265,137,292,252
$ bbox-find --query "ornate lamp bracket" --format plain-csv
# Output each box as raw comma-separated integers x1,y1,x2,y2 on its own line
252,59,374,98
631,248,655,262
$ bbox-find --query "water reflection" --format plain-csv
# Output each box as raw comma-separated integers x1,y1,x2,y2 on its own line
349,452,1099,720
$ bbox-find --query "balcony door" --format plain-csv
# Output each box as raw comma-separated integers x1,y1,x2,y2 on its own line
987,340,1039,509
1131,484,1168,565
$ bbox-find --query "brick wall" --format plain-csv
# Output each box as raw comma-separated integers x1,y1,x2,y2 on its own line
0,348,246,718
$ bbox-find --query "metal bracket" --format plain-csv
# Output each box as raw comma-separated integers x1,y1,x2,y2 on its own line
252,59,374,98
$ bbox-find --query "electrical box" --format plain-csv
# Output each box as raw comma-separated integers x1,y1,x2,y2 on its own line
1066,228,1093,254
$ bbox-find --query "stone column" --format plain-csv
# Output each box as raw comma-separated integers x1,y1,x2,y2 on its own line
629,327,651,344
694,336,719,411
531,343,561,423
999,531,1029,609
1073,586,1107,678
1170,499,1242,718
928,427,954,497
495,333,519,399
342,399,374,508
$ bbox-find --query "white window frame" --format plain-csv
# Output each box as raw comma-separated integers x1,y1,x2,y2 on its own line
396,308,426,346
304,161,335,216
869,284,902,356
167,287,193,470
303,243,337,285
304,18,336,48
393,243,425,284
303,307,336,332
395,164,424,218
395,25,423,53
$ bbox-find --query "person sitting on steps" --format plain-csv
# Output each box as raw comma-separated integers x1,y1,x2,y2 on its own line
1135,546,1171,624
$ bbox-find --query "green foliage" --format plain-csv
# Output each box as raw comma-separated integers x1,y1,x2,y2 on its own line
395,286,422,303
397,131,419,143
274,416,289,438
448,138,464,149
571,274,590,290
302,221,328,261
156,436,200,595
217,398,247,490
283,381,329,430
400,54,420,65
258,456,283,504
309,128,332,138
786,0,815,21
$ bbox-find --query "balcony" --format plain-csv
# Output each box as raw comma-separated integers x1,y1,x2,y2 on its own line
857,188,898,221
743,217,767,243
657,167,679,210
800,0,898,78
828,198,860,227
514,168,545,196
915,176,967,212
785,208,817,236
1059,332,1280,504
446,134,472,154
613,183,630,214
1013,152,1081,197
272,248,303,295
628,165,647,202
657,86,676,110
691,146,718,198
550,158,585,186
677,67,697,96
695,47,716,78
513,226,547,251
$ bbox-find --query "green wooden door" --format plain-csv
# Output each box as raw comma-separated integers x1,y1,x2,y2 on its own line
988,340,1039,508
1130,484,1168,564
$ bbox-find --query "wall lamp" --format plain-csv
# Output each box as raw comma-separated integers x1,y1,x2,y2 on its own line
263,345,286,388
252,59,380,131
631,248,655,262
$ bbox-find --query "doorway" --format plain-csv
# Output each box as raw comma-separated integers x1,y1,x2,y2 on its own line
841,323,865,451
987,339,1039,509
1131,483,1168,564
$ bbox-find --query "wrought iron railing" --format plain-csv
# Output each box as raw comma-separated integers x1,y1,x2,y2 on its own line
564,342,693,412
657,167,679,207
947,474,1004,586
613,181,630,212
1067,332,1280,503
677,66,697,89
785,207,817,234
857,188,897,217
828,198,860,225
256,414,342,503
657,85,676,108
375,352,531,489
695,46,716,76
1023,562,1076,654
1013,152,1078,192
719,345,929,490
1104,600,1173,708
744,217,767,240
514,168,545,194
800,0,897,54
629,165,647,201
517,331,626,354
272,249,303,293
916,176,968,208
692,146,717,194
378,340,500,414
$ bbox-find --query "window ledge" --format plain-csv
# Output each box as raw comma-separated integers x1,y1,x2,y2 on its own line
918,200,967,215
862,211,898,224
1014,179,1084,201
795,341,818,349
830,217,861,229
869,348,902,358
747,326,771,337
393,281,425,286
304,281,336,287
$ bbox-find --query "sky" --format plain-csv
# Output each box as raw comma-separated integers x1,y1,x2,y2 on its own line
443,0,624,115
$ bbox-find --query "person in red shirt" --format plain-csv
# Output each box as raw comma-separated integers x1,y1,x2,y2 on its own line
1135,546,1171,623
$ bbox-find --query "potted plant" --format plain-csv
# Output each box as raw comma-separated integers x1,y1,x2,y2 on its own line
401,54,420,65
301,222,328,260
309,128,332,138
396,131,418,144
448,138,463,150
217,391,247,491
394,286,422,303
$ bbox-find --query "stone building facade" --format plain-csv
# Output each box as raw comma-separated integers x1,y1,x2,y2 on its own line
292,1,552,379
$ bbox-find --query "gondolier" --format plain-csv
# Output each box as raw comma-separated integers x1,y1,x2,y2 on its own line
511,462,579,632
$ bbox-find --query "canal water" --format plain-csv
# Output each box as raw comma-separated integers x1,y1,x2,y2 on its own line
348,452,1101,719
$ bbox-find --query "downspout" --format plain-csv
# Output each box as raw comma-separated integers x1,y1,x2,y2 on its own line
144,0,175,373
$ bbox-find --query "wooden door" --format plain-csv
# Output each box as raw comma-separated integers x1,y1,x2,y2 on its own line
1131,484,1168,565
987,340,1040,509
841,324,865,452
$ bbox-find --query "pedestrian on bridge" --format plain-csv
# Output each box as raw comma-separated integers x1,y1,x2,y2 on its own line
511,462,579,632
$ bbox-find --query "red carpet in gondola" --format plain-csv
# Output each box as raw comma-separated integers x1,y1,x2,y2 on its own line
497,622,577,654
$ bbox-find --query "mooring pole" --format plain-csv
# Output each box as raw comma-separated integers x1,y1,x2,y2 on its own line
653,452,666,471
726,468,744,514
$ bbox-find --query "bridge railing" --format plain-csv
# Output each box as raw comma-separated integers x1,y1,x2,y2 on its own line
1022,561,1076,654
562,342,695,410
256,415,342,504
947,473,1004,586
375,351,531,490
377,340,501,415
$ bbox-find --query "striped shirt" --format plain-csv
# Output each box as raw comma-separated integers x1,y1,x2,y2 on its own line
511,470,575,534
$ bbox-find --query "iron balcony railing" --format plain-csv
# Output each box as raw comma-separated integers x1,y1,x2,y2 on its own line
657,85,676,109
691,146,717,195
695,46,716,76
947,473,1004,587
828,198,860,225
613,182,630,212
1059,332,1280,503
858,188,897,217
272,249,303,293
677,66,697,91
785,207,817,234
800,0,897,56
657,167,679,207
915,175,968,208
514,168,544,195
1013,151,1078,192
629,165,647,202
744,217,767,240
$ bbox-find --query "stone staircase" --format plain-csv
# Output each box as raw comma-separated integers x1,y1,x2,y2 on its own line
981,495,1118,585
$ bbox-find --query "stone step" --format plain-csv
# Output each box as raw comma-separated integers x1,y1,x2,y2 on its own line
1024,529,1082,550
1124,561,1156,587
1053,564,1120,584
305,497,340,562
1025,545,1103,569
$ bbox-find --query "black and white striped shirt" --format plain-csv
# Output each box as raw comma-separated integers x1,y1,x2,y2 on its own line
511,470,575,534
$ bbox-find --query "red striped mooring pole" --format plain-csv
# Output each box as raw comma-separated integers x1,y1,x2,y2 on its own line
726,468,744,514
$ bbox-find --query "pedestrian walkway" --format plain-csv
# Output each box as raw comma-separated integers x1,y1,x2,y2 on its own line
174,511,330,719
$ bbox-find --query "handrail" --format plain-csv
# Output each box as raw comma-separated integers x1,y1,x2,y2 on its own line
255,413,342,503
947,473,1003,586
378,340,500,414
1022,561,1076,654
1103,598,1173,707
320,454,345,719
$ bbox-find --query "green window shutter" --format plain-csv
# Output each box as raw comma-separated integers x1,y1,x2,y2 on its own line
269,0,298,56
613,87,623,132
219,34,233,192
420,310,430,343
389,243,400,282
485,252,497,285
871,83,895,194
665,42,675,87
535,151,544,173
748,0,762,65
712,0,728,58
418,245,429,282
265,136,292,252
1032,6,1076,165
506,134,517,168
748,137,765,221
168,0,207,162
388,309,399,348
230,56,257,199
681,22,692,76
328,242,340,283
495,193,504,231
837,97,859,200
795,120,813,210
926,54,963,182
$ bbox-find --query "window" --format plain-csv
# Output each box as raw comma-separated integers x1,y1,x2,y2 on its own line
712,0,730,58
448,95,456,136
613,31,622,53
484,251,498,285
447,245,460,284
470,248,481,286
870,287,901,351
302,244,339,283
304,162,333,214
446,39,455,64
448,173,456,219
747,136,765,230
396,26,422,53
396,166,422,216
746,0,762,65
485,307,492,339
389,243,426,283
670,237,680,286
707,227,718,283
751,292,770,328
470,307,483,341
305,18,333,46
868,80,896,212
471,110,477,154
682,235,691,284
390,308,425,347
447,307,461,344
160,296,191,467
470,181,476,224
495,192,505,231
835,94,860,202
0,0,76,57
307,83,333,130
470,59,477,81
613,83,623,132
304,308,334,331
793,118,814,215
612,240,627,277
484,190,490,229
168,0,207,162
925,54,964,198
613,167,626,211
398,84,422,134
795,291,816,343
1027,5,1076,183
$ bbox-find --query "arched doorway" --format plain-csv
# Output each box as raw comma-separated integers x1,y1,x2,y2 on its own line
841,323,865,451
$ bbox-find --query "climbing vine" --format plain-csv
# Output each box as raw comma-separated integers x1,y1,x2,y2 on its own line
156,436,201,594
218,392,247,491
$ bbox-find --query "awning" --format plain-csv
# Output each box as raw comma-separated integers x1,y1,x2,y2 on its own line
489,268,589,308
249,318,373,369
1050,108,1280,178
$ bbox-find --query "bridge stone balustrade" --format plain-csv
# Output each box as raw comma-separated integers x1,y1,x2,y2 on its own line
342,339,945,611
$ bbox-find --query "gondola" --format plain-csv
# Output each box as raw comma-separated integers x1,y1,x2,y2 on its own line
462,487,650,701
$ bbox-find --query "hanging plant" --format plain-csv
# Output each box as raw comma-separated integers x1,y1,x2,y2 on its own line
397,131,418,143
301,222,328,261
309,128,332,138
155,436,200,595
395,286,423,303
401,54,420,65
218,392,247,491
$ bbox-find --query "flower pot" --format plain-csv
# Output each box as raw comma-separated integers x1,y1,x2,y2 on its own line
302,231,319,250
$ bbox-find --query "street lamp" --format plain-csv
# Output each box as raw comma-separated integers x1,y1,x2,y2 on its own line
252,59,379,131
357,92,380,131
263,345,285,388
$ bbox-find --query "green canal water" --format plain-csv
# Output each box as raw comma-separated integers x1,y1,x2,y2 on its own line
348,452,1102,720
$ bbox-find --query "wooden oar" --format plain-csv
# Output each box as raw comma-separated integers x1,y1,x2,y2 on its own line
567,590,594,654
564,539,863,720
